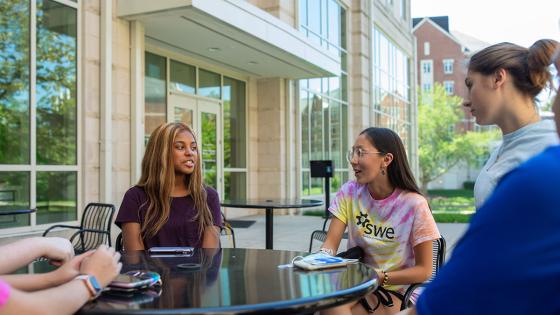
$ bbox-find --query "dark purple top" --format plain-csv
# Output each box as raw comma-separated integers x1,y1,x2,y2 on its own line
115,186,222,248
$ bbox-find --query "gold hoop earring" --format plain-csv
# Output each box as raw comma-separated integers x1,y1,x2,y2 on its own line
381,168,386,175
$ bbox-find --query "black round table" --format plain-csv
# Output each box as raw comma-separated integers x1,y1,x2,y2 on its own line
220,199,323,249
78,248,378,315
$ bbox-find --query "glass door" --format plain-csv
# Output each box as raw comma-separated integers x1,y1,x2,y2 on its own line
168,93,222,193
199,99,222,192
169,92,196,128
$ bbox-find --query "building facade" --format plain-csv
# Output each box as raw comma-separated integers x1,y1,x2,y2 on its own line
0,0,416,241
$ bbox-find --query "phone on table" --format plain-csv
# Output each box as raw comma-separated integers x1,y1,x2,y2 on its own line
107,271,161,292
148,247,194,257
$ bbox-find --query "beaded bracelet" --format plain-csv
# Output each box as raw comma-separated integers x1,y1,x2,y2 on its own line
382,270,389,286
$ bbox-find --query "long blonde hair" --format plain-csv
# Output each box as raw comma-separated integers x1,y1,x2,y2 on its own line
137,122,214,239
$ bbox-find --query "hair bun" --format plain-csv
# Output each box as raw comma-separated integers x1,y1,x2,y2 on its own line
527,39,560,92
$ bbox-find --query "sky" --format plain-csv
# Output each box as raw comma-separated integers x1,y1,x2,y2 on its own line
411,0,560,48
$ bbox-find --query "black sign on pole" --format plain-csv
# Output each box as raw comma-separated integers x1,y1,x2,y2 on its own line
310,160,334,218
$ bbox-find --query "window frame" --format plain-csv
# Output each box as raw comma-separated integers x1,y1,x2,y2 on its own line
424,41,430,56
443,59,454,74
444,80,455,95
0,0,81,236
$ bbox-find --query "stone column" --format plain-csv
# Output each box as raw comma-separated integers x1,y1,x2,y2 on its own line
255,78,288,200
349,0,372,138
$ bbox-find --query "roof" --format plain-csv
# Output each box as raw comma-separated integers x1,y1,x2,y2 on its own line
413,16,462,48
413,16,449,32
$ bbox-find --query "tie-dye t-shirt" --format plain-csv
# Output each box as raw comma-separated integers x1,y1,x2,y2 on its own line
329,180,440,294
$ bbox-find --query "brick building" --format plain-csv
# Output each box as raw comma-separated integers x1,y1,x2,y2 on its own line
413,16,489,132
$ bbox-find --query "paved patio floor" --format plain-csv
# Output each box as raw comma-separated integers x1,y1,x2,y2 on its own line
220,213,468,260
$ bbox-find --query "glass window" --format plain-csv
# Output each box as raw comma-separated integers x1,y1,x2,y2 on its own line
307,0,321,37
201,112,218,190
341,73,347,100
198,69,221,99
145,52,167,140
36,171,77,224
329,100,341,167
310,93,324,161
443,59,454,74
444,81,454,95
329,76,340,99
0,172,30,228
308,78,322,94
372,27,413,154
301,90,310,169
0,0,30,164
1,1,78,231
224,172,246,201
36,0,77,165
223,77,246,169
299,0,349,196
302,170,310,195
299,0,308,32
424,42,430,56
170,59,196,94
422,60,432,73
328,0,340,50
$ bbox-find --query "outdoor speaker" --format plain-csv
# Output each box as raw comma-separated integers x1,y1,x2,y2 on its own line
310,160,334,178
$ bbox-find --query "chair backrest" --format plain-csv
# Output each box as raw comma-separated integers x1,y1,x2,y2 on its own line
115,232,123,252
220,212,236,248
431,237,446,278
75,203,115,250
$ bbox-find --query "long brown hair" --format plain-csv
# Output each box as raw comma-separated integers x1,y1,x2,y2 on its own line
468,40,560,99
137,122,213,239
360,127,422,196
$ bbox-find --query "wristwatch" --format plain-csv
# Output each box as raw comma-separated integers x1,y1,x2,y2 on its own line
75,274,102,300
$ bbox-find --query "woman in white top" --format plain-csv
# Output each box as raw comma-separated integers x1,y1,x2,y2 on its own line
463,39,559,208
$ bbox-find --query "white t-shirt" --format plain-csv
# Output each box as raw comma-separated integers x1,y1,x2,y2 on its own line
474,119,558,209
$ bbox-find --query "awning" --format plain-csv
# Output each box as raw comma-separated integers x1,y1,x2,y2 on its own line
117,0,341,79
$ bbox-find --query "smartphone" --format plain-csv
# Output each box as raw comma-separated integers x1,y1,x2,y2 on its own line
108,274,154,290
108,270,161,291
148,247,194,256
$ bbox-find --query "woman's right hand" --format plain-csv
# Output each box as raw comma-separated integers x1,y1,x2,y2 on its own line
39,237,75,265
79,245,122,287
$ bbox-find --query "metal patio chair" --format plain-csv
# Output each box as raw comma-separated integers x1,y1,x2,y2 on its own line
43,203,115,253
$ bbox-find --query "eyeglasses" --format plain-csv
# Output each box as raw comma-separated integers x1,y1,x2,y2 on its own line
346,148,384,163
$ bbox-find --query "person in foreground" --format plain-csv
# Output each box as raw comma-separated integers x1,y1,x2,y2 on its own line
465,39,559,208
0,237,121,315
116,122,222,251
320,127,440,315
397,41,560,315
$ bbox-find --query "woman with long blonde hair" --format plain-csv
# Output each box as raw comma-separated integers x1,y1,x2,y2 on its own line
116,122,222,250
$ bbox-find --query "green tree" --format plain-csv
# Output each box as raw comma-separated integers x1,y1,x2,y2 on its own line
418,84,498,193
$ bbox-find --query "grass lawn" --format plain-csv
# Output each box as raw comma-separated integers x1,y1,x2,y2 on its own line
429,189,474,223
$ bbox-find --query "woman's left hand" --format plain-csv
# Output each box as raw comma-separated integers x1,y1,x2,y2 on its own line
50,251,95,285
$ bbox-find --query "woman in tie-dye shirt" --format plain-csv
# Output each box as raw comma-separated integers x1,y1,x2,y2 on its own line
320,127,440,315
